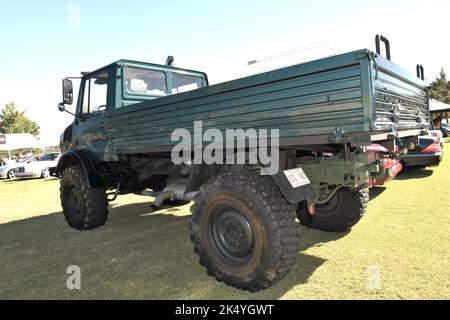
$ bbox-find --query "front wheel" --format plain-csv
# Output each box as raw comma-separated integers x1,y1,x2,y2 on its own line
7,170,15,179
60,165,108,231
190,171,299,292
297,188,369,233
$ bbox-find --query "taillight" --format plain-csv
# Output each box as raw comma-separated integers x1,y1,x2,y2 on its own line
382,159,393,168
431,132,443,138
394,144,399,153
422,141,441,153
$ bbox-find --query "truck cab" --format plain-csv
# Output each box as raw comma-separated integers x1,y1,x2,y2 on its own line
59,59,208,160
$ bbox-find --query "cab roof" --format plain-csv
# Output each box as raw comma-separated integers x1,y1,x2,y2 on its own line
82,59,207,79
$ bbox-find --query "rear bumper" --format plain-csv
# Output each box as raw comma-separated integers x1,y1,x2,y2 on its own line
0,172,8,179
402,152,443,167
370,158,403,186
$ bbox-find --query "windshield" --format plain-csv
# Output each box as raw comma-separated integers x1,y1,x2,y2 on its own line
19,155,34,163
39,153,59,161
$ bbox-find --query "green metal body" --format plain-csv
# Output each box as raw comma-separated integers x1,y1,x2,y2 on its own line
66,50,429,162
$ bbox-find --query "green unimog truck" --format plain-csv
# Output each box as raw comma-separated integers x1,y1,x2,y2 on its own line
56,36,429,291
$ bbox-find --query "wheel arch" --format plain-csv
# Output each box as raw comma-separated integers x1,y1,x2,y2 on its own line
56,149,104,188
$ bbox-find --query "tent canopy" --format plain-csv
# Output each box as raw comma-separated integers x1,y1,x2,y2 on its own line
0,133,43,153
430,99,450,113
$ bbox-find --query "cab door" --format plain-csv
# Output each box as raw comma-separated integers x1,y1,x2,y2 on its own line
72,67,113,160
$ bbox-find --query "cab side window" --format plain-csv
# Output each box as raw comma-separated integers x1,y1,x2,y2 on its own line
171,73,204,94
81,71,109,114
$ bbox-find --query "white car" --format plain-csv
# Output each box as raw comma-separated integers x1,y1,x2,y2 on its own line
0,155,38,179
430,123,445,147
15,153,61,179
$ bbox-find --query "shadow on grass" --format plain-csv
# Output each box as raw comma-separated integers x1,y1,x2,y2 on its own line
369,187,386,201
0,179,20,185
0,177,58,185
396,167,434,180
0,200,347,300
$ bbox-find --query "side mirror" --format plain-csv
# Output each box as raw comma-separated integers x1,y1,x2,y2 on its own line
58,99,81,119
62,78,73,105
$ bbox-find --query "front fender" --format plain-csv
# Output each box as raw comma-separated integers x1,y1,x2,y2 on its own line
56,149,105,188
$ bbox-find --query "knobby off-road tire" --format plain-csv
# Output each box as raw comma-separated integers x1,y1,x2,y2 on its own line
60,165,108,231
297,188,369,233
190,171,299,292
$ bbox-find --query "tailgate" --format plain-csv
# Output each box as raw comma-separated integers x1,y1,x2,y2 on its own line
371,56,429,133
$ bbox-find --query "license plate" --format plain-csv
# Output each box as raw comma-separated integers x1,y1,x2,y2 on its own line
283,168,310,188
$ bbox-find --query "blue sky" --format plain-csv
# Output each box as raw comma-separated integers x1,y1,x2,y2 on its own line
0,0,449,145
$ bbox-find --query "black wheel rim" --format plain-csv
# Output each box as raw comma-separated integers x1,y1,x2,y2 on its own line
209,206,254,266
65,186,82,217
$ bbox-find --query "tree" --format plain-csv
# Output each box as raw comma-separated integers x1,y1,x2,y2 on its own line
429,68,450,104
0,102,40,137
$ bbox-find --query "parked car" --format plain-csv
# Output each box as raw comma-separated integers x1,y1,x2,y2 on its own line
0,155,38,179
429,123,445,147
401,136,443,168
14,153,61,179
441,123,450,138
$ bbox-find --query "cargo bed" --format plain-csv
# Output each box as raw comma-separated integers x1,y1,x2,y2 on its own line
107,49,429,154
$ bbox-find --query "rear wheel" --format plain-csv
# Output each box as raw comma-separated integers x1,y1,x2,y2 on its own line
190,171,299,291
297,188,369,233
7,170,15,179
60,165,108,231
41,168,50,179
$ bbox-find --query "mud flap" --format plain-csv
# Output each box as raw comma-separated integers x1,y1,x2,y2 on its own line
269,168,316,205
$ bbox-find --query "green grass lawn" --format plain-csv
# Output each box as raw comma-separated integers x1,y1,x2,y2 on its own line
1,143,449,300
